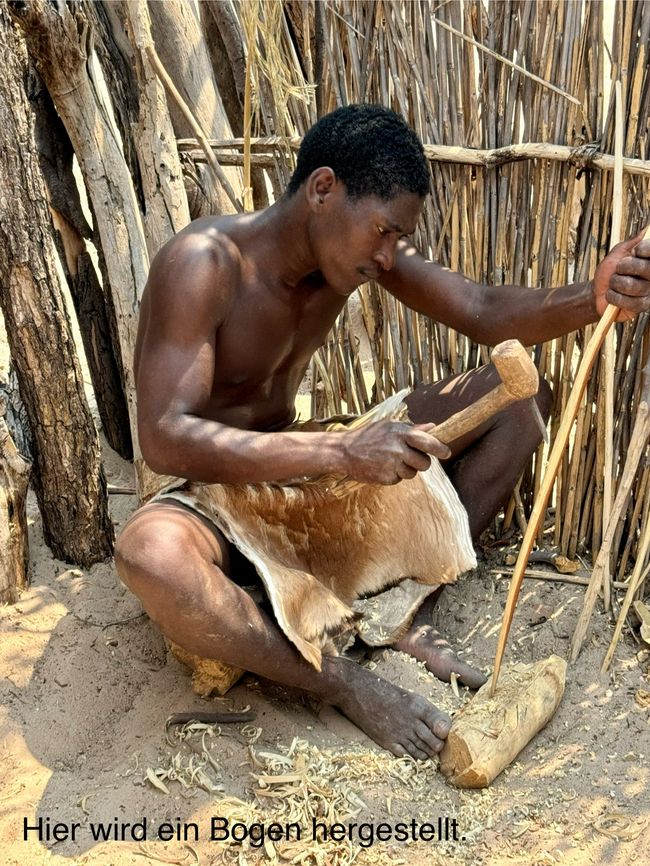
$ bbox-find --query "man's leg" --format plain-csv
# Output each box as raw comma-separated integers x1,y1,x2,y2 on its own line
115,500,453,760
392,364,552,682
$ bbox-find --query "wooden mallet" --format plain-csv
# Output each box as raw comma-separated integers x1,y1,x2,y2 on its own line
331,338,540,496
430,338,540,446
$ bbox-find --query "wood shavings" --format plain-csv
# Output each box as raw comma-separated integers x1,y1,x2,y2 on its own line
634,689,650,708
145,750,224,795
136,841,200,865
241,724,262,743
591,813,648,841
146,767,170,794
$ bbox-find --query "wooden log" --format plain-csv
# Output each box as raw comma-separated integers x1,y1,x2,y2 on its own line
148,0,242,218
0,5,113,566
32,71,133,459
440,655,567,788
0,406,31,604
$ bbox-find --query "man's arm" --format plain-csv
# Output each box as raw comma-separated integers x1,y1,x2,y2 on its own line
381,230,650,346
136,229,446,485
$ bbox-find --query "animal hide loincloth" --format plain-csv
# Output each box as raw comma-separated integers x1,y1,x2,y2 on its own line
151,391,477,671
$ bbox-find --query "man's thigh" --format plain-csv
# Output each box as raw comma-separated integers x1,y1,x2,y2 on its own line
404,364,502,458
120,499,261,588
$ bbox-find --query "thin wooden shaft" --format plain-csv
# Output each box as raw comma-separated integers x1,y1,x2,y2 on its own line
143,46,242,214
176,138,650,179
601,80,625,608
601,468,650,672
433,384,523,444
569,400,649,662
490,302,619,696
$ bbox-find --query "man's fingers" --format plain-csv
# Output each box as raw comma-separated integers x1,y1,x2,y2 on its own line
614,256,650,281
630,224,650,255
606,287,650,315
404,428,451,460
632,236,650,258
397,463,419,480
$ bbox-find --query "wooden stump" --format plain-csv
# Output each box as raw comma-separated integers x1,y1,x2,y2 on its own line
440,655,567,788
0,408,31,604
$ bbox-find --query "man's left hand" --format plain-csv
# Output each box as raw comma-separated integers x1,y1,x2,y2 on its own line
592,226,650,321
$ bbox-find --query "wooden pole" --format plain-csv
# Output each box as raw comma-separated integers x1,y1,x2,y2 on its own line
489,73,648,694
489,302,620,695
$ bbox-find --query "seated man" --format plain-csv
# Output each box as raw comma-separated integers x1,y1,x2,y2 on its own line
115,104,650,760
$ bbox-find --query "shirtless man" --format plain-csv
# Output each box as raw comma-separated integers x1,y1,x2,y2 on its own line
115,104,650,761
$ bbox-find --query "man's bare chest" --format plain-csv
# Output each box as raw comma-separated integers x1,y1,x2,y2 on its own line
211,281,345,399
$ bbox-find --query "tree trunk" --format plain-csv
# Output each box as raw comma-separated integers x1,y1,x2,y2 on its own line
123,0,191,257
148,0,243,218
31,74,133,460
0,367,33,462
0,407,31,604
0,6,113,565
10,0,149,475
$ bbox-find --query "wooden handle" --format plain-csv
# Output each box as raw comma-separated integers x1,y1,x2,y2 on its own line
434,340,538,444
433,384,519,444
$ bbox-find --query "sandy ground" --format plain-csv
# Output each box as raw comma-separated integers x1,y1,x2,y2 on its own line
0,436,649,866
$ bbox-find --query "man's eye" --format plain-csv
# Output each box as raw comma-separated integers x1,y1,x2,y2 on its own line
377,226,387,236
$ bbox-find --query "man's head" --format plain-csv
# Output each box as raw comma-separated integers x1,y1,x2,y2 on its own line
286,105,430,294
286,104,429,200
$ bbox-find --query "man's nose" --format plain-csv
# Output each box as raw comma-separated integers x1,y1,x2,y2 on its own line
373,238,397,271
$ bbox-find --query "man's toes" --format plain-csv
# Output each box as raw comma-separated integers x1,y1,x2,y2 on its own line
453,661,487,690
404,738,431,761
421,705,452,740
414,720,445,755
389,740,423,761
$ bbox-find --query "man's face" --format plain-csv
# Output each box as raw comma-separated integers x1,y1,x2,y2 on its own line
313,188,424,294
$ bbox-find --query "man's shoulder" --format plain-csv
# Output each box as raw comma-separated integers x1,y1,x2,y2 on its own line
140,216,256,339
158,214,245,271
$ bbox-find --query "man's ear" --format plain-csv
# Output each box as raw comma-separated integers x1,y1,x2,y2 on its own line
305,167,337,212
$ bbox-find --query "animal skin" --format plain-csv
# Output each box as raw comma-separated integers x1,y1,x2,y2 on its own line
159,392,477,670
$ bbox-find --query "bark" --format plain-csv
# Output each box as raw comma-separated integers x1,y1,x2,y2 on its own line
0,6,113,565
148,0,243,218
83,0,144,211
10,0,148,473
0,407,31,604
314,0,327,118
31,74,133,459
0,367,33,461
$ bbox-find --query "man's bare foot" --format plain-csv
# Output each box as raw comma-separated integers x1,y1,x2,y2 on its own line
392,591,487,689
324,657,451,760
393,623,487,689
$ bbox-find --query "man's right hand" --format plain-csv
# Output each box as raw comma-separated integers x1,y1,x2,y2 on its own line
342,421,451,485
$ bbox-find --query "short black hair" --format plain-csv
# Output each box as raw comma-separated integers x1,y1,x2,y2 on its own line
286,104,430,200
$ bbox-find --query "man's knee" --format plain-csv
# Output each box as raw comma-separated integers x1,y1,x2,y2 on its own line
115,512,196,600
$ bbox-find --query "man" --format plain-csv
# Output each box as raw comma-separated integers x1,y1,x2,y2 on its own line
115,104,650,761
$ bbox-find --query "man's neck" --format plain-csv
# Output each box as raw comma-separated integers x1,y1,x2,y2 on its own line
255,196,321,289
